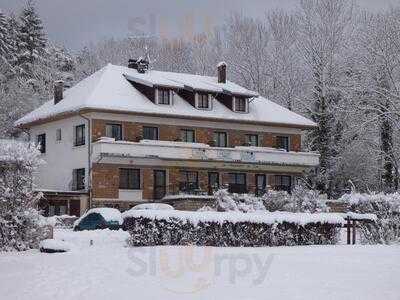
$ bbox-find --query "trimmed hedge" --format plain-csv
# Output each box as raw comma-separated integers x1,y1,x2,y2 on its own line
123,211,341,247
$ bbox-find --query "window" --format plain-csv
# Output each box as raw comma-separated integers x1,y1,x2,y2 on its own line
37,133,46,153
157,89,170,105
73,168,85,190
74,124,85,146
119,169,140,190
276,136,290,152
228,173,247,193
197,93,210,109
154,170,166,200
208,172,219,194
179,171,198,193
106,123,122,140
246,134,259,147
214,131,228,147
143,126,159,140
274,175,292,193
181,129,195,143
255,174,267,196
56,129,62,141
234,97,247,112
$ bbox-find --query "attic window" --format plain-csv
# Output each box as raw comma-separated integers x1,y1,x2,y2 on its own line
156,88,172,105
233,97,248,113
195,93,211,110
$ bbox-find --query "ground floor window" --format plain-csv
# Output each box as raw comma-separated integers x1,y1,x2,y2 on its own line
273,175,292,193
255,174,267,196
179,171,199,194
228,173,247,193
119,168,140,189
208,172,219,194
48,205,67,216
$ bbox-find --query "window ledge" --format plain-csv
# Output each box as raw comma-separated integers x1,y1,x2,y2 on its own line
73,144,86,149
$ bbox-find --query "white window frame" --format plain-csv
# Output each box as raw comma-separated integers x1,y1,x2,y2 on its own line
195,92,212,110
233,96,249,113
155,88,174,106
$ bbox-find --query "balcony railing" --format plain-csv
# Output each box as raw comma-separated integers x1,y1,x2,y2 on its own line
162,183,290,199
92,138,319,167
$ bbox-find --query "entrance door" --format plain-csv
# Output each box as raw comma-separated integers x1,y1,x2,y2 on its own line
255,174,267,196
153,170,166,200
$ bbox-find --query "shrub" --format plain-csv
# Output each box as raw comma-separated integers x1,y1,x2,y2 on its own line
214,185,329,213
215,189,266,213
123,210,342,247
340,192,400,244
0,141,46,251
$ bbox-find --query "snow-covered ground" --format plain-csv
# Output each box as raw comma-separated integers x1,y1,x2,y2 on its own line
0,229,399,300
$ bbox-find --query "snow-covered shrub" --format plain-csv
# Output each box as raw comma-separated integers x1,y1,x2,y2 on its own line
123,210,341,247
281,185,329,213
215,189,266,213
0,140,46,251
340,192,400,244
215,186,328,213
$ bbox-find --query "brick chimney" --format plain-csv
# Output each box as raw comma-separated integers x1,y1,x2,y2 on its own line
217,62,227,83
54,80,64,104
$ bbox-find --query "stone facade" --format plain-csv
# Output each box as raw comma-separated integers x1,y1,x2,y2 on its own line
91,163,301,204
91,119,302,151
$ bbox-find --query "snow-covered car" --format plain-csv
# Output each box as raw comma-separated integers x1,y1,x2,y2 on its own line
73,208,123,231
129,203,174,211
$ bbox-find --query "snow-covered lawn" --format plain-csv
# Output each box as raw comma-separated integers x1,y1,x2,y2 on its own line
0,229,399,300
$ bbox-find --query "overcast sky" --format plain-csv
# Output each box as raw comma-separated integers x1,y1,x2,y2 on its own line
0,0,396,51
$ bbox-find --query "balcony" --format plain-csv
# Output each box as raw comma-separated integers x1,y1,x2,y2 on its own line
92,138,319,167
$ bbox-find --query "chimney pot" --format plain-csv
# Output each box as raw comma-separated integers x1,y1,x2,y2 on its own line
54,80,64,104
217,62,227,83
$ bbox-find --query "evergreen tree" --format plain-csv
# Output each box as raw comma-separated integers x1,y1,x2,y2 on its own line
17,0,46,74
0,10,13,66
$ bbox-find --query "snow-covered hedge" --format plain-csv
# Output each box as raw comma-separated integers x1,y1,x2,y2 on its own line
340,192,400,244
0,141,46,251
123,210,342,247
214,185,329,213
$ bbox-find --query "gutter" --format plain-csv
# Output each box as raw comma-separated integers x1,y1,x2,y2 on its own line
79,112,92,209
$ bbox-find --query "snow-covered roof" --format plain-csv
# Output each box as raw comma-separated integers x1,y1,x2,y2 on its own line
15,64,316,128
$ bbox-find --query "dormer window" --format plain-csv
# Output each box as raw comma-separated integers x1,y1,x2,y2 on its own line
195,92,212,110
233,97,248,113
156,88,172,105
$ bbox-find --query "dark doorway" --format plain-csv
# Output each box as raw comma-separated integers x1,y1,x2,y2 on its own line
208,172,220,194
255,174,267,196
154,170,166,200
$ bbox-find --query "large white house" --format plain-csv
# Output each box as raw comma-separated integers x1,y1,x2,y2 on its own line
16,60,319,216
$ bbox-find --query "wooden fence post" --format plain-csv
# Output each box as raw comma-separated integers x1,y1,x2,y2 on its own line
347,217,351,245
352,220,357,245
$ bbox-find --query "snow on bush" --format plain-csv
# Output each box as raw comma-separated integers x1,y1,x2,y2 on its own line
214,185,329,213
340,192,400,245
0,140,47,251
215,189,266,212
123,210,342,247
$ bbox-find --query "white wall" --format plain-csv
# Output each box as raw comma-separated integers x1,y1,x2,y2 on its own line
30,115,89,191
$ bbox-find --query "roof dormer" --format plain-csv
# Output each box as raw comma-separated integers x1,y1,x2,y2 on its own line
155,88,174,106
232,96,249,113
195,92,212,110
